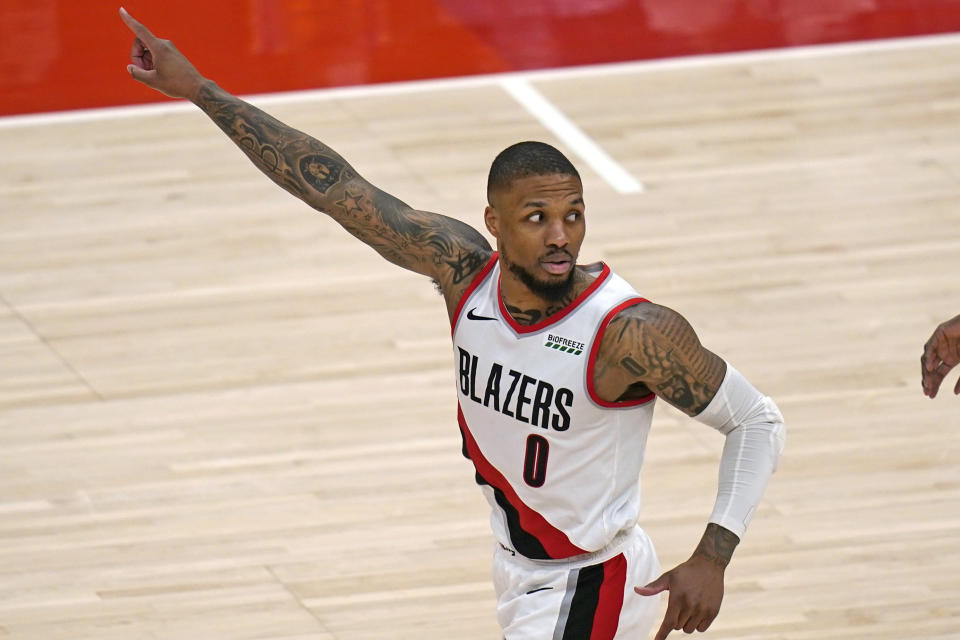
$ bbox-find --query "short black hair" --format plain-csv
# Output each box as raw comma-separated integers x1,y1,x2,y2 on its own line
487,141,580,204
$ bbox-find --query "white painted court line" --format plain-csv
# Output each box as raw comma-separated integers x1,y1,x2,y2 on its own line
499,77,643,195
3,31,960,130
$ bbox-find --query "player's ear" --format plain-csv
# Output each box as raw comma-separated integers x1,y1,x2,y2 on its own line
484,205,500,239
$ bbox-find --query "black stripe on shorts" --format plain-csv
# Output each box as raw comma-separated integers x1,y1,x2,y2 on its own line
559,562,604,639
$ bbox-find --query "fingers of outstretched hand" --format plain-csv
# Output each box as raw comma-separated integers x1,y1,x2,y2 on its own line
652,602,679,640
921,356,960,399
119,7,158,45
129,38,152,69
680,605,717,634
651,600,715,640
921,355,945,398
923,329,950,372
634,573,669,597
642,568,721,639
120,8,159,84
922,330,955,397
126,63,156,84
669,593,715,637
697,614,716,632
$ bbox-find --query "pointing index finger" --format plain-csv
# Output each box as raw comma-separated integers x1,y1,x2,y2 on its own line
119,7,158,45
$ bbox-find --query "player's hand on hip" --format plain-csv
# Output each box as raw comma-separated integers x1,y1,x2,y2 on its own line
634,557,725,639
119,7,206,101
922,313,960,398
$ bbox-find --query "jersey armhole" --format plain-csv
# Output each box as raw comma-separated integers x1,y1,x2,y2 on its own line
586,297,656,408
450,252,499,336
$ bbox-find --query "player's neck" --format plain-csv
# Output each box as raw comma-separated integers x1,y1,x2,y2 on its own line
499,267,589,326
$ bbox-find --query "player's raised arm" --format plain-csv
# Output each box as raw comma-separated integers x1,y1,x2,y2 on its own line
119,8,491,293
594,302,785,639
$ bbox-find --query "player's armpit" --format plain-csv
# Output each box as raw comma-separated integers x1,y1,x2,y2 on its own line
595,303,727,415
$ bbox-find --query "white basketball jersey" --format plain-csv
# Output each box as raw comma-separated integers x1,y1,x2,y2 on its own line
452,254,656,560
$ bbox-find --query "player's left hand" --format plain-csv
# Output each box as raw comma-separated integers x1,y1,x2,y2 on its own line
634,556,725,639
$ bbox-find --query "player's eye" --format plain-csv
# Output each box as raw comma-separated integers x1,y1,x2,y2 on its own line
528,212,543,223
566,211,580,222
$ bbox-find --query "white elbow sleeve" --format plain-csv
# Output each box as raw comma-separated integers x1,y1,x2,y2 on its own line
695,363,785,539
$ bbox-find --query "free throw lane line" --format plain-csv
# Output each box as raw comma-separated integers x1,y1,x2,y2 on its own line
499,77,643,195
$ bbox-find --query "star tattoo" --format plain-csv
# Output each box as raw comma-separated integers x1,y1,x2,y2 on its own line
336,190,365,216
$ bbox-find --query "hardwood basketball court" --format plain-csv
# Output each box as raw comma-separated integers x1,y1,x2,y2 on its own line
1,35,959,639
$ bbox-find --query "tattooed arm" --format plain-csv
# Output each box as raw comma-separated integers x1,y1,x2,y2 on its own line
597,302,785,639
193,82,491,292
593,303,733,639
119,9,491,305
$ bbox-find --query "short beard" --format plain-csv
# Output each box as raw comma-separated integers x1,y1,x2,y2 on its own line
503,251,576,303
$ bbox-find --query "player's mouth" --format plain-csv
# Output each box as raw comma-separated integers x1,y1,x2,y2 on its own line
540,253,573,275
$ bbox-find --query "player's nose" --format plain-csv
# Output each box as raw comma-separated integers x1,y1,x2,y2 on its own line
544,219,569,248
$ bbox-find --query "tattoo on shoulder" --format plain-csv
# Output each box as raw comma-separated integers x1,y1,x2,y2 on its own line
604,304,725,414
446,250,488,285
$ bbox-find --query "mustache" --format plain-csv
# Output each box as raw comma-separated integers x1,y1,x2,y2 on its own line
541,250,574,262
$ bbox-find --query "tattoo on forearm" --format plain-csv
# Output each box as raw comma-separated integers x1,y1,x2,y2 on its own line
693,523,740,569
197,82,355,203
199,86,314,199
335,190,366,217
195,81,491,288
300,155,342,194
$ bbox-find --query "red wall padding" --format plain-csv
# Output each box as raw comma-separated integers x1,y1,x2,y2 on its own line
2,0,960,116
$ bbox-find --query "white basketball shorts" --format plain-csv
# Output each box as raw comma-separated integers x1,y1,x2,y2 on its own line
492,525,662,640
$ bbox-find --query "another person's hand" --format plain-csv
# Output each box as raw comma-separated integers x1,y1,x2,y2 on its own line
119,7,206,101
922,313,960,398
634,556,725,640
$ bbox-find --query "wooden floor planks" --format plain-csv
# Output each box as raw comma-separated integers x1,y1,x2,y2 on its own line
2,37,960,639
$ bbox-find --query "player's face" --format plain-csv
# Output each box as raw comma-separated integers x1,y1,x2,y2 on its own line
485,173,586,301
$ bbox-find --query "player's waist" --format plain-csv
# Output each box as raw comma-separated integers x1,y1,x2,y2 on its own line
496,526,637,569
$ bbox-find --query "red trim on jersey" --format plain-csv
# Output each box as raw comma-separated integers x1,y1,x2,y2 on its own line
586,298,656,408
450,253,499,337
498,262,612,334
591,553,628,640
457,404,587,559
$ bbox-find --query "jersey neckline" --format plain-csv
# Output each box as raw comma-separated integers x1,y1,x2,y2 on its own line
497,259,612,334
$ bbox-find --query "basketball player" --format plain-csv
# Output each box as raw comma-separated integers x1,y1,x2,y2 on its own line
120,8,785,639
922,313,960,398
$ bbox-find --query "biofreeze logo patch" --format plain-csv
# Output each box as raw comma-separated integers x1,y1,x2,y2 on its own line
545,333,585,356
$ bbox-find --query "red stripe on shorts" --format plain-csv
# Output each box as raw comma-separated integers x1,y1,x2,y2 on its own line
591,553,628,640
